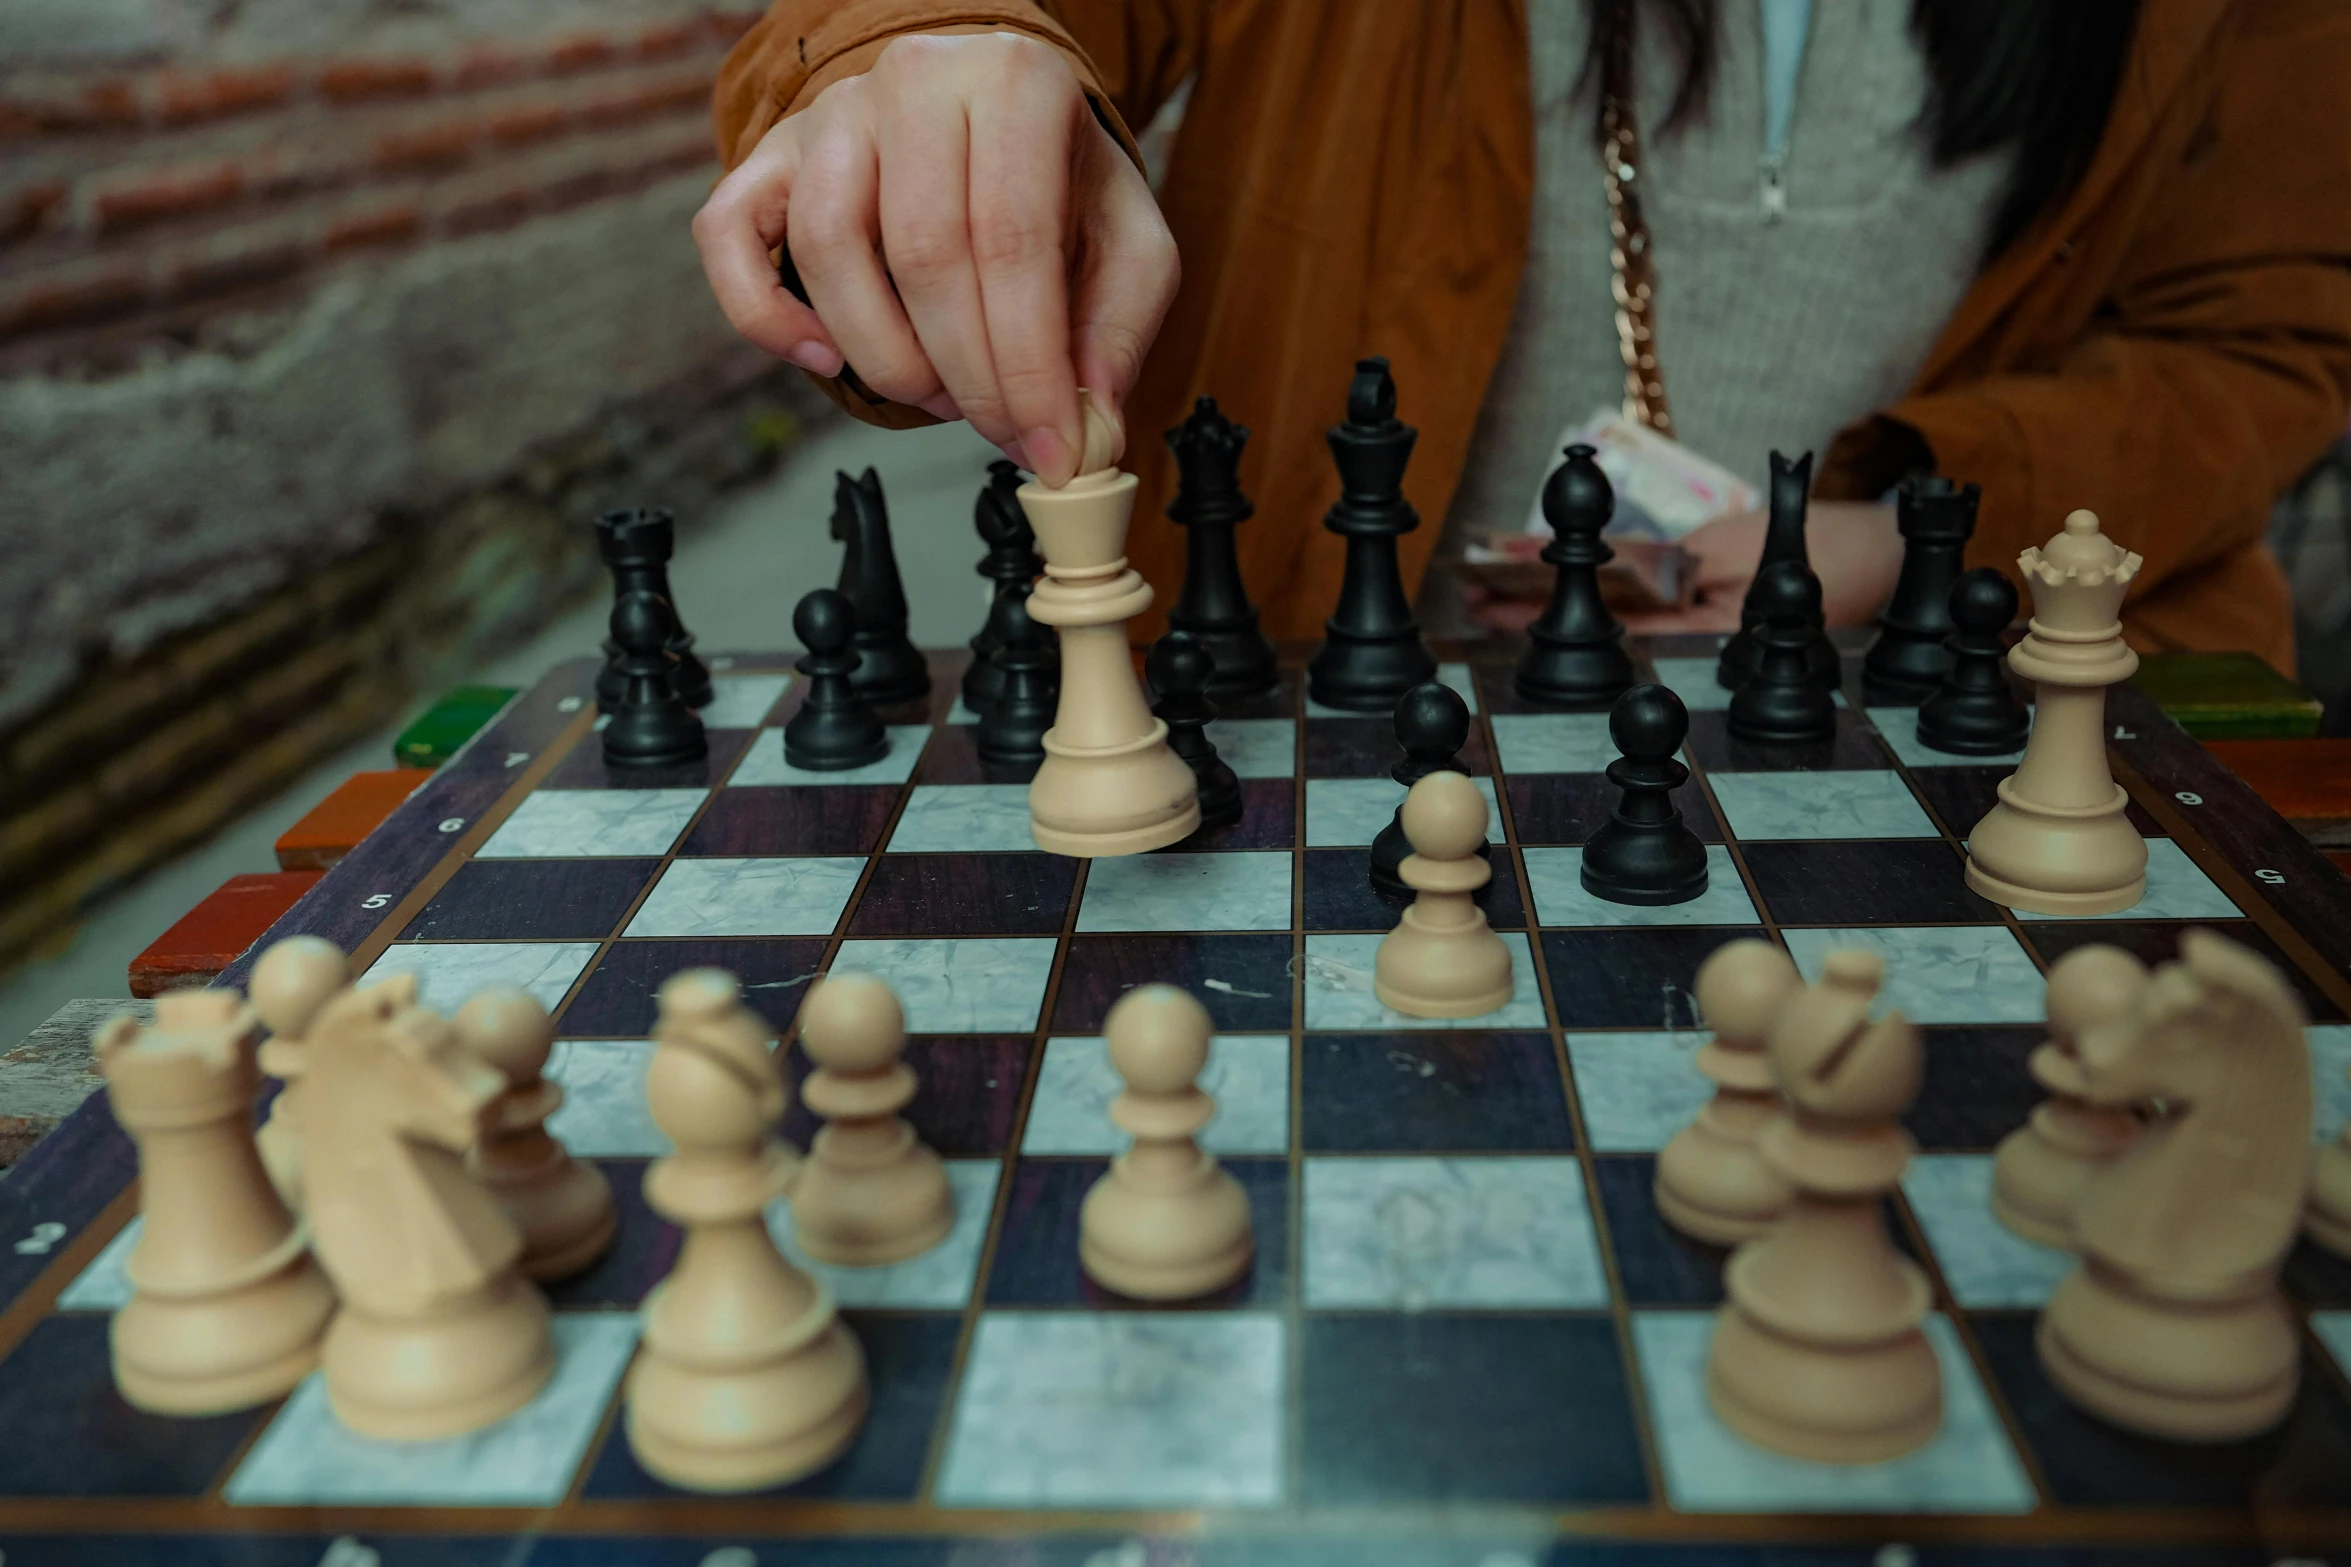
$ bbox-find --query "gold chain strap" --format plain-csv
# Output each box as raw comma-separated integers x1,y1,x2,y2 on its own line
1601,10,1673,437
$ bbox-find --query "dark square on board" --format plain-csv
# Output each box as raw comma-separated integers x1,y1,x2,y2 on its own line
1541,927,1769,1030
985,1158,1288,1308
398,858,658,942
1054,933,1293,1032
1681,709,1886,772
782,1036,1031,1156
581,1312,959,1501
1744,840,1999,927
560,938,827,1037
0,1316,267,1496
1304,848,1525,933
846,853,1075,937
1298,1315,1649,1505
1506,773,1722,846
544,1159,675,1309
1161,777,1296,852
542,727,752,791
1592,1154,1729,1307
684,785,899,856
2284,1238,2351,1308
1305,717,1491,779
1908,1028,2043,1151
1300,1032,1573,1152
913,724,1038,787
2025,921,2343,1022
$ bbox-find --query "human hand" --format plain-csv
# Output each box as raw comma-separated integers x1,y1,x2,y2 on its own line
691,31,1181,485
1617,500,1903,634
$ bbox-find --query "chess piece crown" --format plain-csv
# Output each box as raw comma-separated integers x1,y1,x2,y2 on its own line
2011,510,2143,681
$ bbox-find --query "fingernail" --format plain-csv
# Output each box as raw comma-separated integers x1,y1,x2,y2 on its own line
1023,425,1071,484
787,341,842,377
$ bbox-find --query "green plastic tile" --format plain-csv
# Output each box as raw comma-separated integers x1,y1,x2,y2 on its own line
2132,652,2322,740
393,684,519,769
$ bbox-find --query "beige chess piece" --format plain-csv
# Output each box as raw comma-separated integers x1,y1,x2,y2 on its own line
1965,510,2148,915
1990,945,2149,1249
2311,1055,2351,1258
790,972,955,1266
1707,950,1942,1462
1079,984,1254,1300
1655,939,1802,1246
627,969,867,1491
248,935,352,1210
1020,389,1200,857
95,990,336,1415
456,988,616,1283
302,976,556,1440
2038,929,2313,1440
1374,770,1514,1019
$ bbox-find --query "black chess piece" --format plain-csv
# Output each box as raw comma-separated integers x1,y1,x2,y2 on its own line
1727,561,1839,744
963,460,1040,717
974,594,1057,770
831,467,930,706
1917,567,2031,756
1306,357,1437,712
602,590,707,770
1717,451,1836,690
1369,681,1489,900
596,507,710,712
1515,442,1635,707
1148,633,1242,830
1165,397,1279,698
1863,474,1981,703
784,588,890,771
1581,684,1708,906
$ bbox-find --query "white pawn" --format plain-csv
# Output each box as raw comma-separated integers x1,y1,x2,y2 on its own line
457,988,616,1282
626,969,867,1492
790,972,955,1266
1374,770,1514,1019
1655,939,1802,1246
1990,945,2148,1249
248,935,351,1210
1080,985,1253,1300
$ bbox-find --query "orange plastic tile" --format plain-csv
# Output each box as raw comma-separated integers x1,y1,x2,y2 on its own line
2203,738,2351,824
129,870,325,997
274,767,432,871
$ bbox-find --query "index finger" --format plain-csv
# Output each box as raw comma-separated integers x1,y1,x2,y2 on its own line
692,137,844,372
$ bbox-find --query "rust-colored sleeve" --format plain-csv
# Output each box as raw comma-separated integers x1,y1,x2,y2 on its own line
709,0,1207,431
1862,0,2351,620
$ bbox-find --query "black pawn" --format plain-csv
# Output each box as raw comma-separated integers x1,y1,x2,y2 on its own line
1165,397,1279,697
975,593,1057,770
602,590,707,770
1727,561,1838,744
1917,568,2031,756
596,507,710,712
1863,474,1981,703
1515,443,1635,706
784,588,889,771
1370,681,1489,900
1718,451,1836,690
831,467,930,706
1148,633,1242,830
1582,684,1708,905
1307,357,1437,712
963,460,1041,716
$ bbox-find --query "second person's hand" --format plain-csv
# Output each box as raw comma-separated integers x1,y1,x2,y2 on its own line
691,31,1181,485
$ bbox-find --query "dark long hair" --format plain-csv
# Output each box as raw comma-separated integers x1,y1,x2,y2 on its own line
1579,0,2144,263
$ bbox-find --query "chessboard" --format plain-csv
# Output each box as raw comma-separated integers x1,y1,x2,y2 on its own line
3,637,2350,1567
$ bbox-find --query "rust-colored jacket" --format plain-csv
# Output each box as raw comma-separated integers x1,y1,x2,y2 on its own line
716,0,2351,670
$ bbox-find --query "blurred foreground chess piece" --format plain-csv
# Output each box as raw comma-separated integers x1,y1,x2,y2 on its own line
249,935,351,1211
1375,771,1514,1019
1990,947,2148,1250
98,990,334,1415
1079,985,1254,1300
2037,930,2311,1440
790,973,955,1267
1655,940,1801,1246
458,988,615,1283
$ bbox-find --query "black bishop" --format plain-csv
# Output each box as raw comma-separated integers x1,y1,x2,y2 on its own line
1515,442,1634,707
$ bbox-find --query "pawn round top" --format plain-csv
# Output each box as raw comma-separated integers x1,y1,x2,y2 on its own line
1400,769,1488,861
1076,387,1122,473
1393,680,1470,758
658,966,744,1024
611,589,673,656
451,987,554,1081
794,586,856,653
1820,949,1885,998
1104,984,1213,1094
799,971,905,1073
1695,938,1801,1041
1541,443,1613,538
1949,566,2020,636
1609,683,1687,762
248,935,348,1037
2044,944,2151,1039
1750,559,1822,626
1147,632,1213,698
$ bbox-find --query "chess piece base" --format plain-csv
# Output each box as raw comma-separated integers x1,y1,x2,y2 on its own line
321,1274,555,1441
625,1322,867,1492
1965,778,2147,915
1515,642,1635,709
111,1252,335,1415
1030,722,1200,858
1580,833,1709,907
505,1160,619,1283
1079,1158,1253,1301
2037,1266,2299,1442
1654,1124,1791,1248
792,1143,957,1268
1706,1306,1942,1463
1374,904,1513,1019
